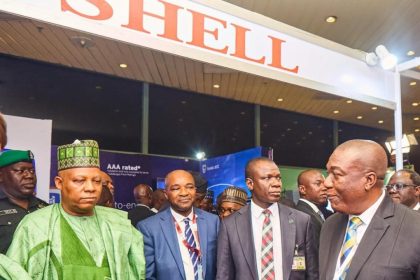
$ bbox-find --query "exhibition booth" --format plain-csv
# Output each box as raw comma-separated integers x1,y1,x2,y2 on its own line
2,0,420,203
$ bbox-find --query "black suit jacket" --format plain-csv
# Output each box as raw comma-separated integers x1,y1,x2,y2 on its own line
127,204,155,226
296,200,323,249
320,195,420,280
216,202,319,280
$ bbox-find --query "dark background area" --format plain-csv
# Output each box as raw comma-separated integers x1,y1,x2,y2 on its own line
1,54,417,169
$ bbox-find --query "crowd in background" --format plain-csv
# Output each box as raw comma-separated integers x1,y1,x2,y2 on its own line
0,112,419,280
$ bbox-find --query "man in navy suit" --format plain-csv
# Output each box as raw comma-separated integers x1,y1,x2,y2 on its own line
138,170,219,280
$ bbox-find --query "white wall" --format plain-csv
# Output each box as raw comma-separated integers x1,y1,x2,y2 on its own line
3,115,52,201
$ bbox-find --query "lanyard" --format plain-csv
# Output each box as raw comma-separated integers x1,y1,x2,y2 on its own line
173,215,201,258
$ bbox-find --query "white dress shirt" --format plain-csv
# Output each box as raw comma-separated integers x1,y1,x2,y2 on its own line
413,202,420,211
299,198,324,220
171,208,201,280
333,190,385,279
251,201,283,280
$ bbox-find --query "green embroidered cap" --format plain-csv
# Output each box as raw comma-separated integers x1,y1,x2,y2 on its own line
57,140,100,171
0,150,34,168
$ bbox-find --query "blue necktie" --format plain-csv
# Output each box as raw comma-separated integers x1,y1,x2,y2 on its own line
184,218,199,280
338,217,363,280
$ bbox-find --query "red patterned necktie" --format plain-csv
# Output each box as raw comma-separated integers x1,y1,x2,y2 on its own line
261,209,275,280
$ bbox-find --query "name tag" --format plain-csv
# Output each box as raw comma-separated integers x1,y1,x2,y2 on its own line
0,209,18,216
292,256,306,270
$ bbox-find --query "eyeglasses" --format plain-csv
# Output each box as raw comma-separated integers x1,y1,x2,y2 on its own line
386,183,417,191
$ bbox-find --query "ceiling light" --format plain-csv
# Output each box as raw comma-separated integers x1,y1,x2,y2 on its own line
416,129,420,132
277,98,283,102
333,110,339,114
372,106,378,110
357,116,363,119
70,36,95,48
414,117,420,121
407,50,415,56
378,120,384,124
325,16,337,23
413,102,419,107
346,100,353,104
385,134,418,155
119,63,128,68
213,84,220,88
365,45,397,70
410,81,417,86
195,151,206,160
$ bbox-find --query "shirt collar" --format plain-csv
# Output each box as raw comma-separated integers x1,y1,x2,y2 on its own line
251,200,279,219
413,202,420,211
170,207,195,223
299,198,320,213
349,189,385,225
136,203,150,209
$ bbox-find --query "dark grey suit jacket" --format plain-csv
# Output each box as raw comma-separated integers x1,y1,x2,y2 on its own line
216,203,319,280
296,200,324,249
319,195,420,280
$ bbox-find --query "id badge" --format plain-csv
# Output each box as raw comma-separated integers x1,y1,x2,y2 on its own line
292,256,306,270
197,264,204,280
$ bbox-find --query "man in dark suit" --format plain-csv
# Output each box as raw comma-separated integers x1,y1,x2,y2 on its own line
216,157,318,280
296,169,328,248
138,170,219,280
128,183,155,226
320,140,420,280
387,169,420,211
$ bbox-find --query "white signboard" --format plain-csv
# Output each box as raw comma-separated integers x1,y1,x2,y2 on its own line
0,0,395,108
3,115,52,202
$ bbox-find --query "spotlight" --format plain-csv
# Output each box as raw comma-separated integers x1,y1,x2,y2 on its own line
365,45,398,70
195,151,206,160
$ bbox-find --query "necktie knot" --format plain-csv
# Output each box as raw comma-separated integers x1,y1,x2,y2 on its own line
263,209,272,217
184,217,191,225
349,217,363,230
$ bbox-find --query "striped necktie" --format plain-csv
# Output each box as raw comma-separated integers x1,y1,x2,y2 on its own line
261,209,275,280
184,218,199,280
338,216,363,280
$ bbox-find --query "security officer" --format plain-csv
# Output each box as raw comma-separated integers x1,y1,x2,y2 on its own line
0,149,48,253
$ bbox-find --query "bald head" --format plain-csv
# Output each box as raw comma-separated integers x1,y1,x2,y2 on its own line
101,171,114,195
245,157,275,179
165,170,194,188
334,139,387,183
325,139,388,215
152,189,167,210
297,169,327,205
133,184,153,207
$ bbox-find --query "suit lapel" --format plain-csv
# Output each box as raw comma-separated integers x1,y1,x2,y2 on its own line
346,196,393,280
159,208,186,280
279,203,296,280
236,205,258,280
299,201,324,224
196,209,208,277
325,214,348,279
